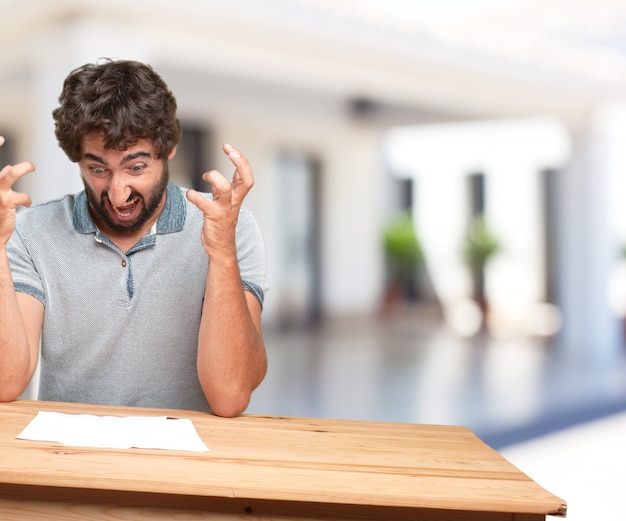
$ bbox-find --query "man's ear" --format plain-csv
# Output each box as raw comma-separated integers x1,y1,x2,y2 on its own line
167,145,178,161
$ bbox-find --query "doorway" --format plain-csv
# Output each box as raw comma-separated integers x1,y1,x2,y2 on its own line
276,152,322,328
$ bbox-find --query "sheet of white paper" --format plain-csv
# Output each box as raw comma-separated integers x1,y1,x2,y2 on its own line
17,411,209,452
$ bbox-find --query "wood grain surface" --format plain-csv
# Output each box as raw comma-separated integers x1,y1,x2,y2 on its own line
0,400,566,520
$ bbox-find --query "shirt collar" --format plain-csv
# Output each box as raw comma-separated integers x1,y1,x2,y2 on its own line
72,183,187,235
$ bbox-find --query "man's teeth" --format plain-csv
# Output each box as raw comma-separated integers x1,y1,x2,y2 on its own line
113,200,137,216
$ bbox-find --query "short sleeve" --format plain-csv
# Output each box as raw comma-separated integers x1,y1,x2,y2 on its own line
235,207,268,307
6,223,46,304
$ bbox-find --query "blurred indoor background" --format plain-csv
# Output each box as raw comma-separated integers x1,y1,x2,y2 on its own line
2,1,626,518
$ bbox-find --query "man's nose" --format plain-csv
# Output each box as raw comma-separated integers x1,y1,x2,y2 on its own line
107,173,132,207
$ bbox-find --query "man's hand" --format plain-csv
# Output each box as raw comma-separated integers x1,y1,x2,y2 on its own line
0,137,34,246
186,143,254,259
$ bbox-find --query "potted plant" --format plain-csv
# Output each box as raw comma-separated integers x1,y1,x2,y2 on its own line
463,215,501,319
382,212,424,309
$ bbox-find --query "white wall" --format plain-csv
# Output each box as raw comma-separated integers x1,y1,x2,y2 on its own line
385,118,572,336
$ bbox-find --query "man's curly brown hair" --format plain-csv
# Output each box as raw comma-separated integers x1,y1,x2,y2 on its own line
53,59,182,162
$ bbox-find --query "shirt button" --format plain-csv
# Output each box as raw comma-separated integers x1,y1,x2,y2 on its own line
121,260,127,268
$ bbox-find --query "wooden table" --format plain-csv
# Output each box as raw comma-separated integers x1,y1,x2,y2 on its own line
0,400,566,520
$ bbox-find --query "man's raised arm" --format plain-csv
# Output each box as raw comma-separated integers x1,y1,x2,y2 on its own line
0,137,42,401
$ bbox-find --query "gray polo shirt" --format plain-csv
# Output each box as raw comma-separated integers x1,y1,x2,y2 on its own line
7,183,266,412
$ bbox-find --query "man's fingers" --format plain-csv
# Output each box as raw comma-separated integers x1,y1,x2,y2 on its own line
11,192,32,208
203,169,232,200
0,160,35,211
186,171,231,212
185,188,208,212
0,161,36,189
223,143,254,190
1,161,36,177
187,144,253,213
223,143,240,158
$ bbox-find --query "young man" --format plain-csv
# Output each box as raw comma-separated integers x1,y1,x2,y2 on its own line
0,59,267,417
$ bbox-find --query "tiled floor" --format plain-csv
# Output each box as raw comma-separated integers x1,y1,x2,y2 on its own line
248,304,626,449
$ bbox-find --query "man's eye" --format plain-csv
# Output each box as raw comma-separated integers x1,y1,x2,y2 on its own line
128,163,147,174
89,166,109,178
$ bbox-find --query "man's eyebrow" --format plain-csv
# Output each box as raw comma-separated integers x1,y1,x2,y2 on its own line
83,153,106,164
122,151,152,163
82,151,152,164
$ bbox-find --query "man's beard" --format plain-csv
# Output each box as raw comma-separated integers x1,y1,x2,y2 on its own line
84,166,169,234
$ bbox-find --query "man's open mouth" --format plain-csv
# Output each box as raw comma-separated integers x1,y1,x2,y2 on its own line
107,197,141,220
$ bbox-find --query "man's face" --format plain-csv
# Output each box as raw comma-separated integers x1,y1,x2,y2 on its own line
78,133,175,234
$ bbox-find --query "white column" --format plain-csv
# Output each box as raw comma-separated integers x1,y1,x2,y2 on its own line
555,113,622,363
